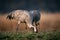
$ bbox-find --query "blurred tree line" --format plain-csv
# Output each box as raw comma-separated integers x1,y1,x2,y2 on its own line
0,0,60,13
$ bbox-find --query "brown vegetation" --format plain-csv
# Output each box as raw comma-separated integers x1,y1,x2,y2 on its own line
0,12,60,32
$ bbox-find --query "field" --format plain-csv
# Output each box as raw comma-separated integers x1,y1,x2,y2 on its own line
0,31,60,40
0,12,60,40
0,12,60,32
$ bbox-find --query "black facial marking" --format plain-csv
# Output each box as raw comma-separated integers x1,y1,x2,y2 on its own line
7,14,13,20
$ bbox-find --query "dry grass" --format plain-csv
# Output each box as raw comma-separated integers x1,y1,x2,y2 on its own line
0,12,60,32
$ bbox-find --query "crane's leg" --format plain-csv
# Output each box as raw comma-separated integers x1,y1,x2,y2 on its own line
16,20,20,33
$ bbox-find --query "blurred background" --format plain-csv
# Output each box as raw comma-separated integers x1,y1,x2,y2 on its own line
0,0,60,13
0,0,60,32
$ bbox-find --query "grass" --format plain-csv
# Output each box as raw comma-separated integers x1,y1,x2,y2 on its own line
0,13,60,32
0,31,60,40
0,13,60,40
